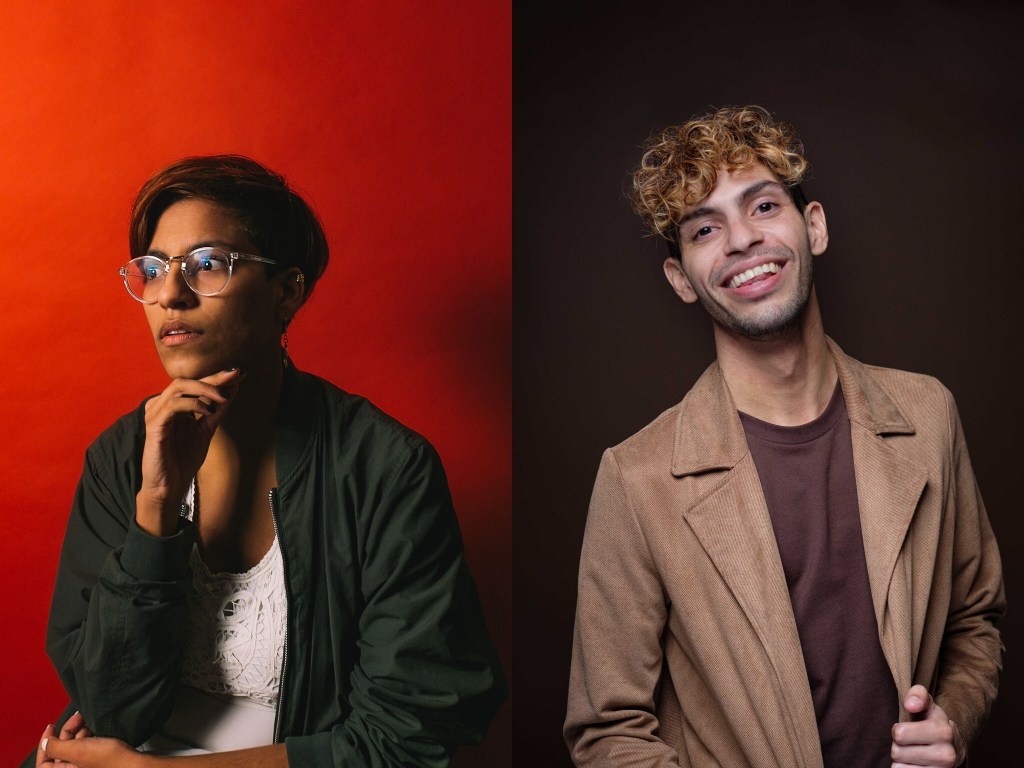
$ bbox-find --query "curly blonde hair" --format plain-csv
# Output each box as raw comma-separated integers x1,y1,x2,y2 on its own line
633,106,809,255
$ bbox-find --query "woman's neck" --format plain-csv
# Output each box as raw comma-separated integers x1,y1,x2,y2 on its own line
212,356,283,455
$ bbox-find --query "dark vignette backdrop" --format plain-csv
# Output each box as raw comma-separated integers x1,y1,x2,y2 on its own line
514,2,1022,764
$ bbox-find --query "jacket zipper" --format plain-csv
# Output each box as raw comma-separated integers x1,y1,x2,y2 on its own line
270,488,291,744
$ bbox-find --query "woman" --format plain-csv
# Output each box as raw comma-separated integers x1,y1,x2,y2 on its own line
32,156,504,767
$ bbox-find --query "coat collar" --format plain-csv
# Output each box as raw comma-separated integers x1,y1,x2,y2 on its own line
670,336,915,478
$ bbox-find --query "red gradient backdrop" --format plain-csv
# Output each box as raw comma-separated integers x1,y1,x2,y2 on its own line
0,2,510,764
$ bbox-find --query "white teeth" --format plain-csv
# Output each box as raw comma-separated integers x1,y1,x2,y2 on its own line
729,262,780,288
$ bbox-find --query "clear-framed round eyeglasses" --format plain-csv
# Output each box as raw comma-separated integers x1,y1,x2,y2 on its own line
118,246,281,304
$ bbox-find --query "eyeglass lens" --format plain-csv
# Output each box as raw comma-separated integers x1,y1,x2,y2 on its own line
123,248,232,301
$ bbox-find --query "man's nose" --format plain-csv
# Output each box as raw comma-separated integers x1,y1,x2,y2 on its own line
725,216,763,255
156,258,197,309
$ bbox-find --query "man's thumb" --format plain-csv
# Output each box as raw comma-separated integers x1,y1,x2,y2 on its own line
905,684,934,719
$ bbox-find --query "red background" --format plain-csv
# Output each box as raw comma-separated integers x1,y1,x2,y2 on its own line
0,2,510,764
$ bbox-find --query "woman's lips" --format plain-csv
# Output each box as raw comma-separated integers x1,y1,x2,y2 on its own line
159,321,203,346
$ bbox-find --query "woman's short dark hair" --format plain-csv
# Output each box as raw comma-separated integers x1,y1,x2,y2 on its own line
130,155,330,304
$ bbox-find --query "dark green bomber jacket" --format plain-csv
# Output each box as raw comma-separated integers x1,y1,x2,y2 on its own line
36,367,506,767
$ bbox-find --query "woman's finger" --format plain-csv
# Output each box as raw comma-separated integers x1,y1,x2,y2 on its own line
144,371,247,423
36,724,56,766
199,366,245,387
59,710,86,739
146,380,231,412
42,734,134,768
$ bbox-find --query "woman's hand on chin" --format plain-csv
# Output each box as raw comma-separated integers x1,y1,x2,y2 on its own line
135,367,245,536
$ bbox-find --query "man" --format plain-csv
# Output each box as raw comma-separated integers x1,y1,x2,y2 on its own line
564,106,1004,768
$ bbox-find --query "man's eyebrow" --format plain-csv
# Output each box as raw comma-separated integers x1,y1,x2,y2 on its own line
678,205,717,228
738,179,786,202
678,180,789,229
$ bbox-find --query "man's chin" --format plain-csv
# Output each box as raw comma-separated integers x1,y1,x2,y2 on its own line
708,299,809,342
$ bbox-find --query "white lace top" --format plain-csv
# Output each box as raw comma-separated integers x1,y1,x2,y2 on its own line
178,481,287,706
139,483,287,754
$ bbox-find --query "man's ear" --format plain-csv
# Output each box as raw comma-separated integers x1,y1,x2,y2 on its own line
804,201,828,256
663,257,699,303
273,267,306,322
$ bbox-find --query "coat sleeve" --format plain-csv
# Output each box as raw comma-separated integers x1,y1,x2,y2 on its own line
284,440,506,768
932,389,1005,747
45,418,196,746
564,449,683,767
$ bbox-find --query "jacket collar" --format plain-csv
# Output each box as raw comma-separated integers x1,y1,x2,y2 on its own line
275,365,321,487
670,336,915,477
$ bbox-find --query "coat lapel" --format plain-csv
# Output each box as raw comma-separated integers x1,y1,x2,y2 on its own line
685,460,823,767
831,341,927,700
671,364,822,767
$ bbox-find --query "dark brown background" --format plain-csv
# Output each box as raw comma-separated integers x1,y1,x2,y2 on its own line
514,2,1022,764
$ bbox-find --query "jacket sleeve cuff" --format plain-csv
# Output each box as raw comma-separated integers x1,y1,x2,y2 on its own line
119,518,197,581
285,732,334,768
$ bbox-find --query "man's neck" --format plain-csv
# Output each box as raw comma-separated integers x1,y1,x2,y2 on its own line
713,293,837,427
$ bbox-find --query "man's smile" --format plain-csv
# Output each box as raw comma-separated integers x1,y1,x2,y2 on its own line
726,261,782,289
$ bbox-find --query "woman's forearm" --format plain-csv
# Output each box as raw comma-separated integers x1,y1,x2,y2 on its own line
148,744,289,768
39,731,290,768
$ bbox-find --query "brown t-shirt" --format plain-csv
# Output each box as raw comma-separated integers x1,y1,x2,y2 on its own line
740,384,897,767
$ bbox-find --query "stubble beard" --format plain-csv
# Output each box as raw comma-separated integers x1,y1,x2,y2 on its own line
693,246,814,342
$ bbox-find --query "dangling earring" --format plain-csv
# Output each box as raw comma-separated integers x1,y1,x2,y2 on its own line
281,273,303,369
281,318,291,368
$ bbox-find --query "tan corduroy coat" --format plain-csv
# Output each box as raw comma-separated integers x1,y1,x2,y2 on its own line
565,339,1004,767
